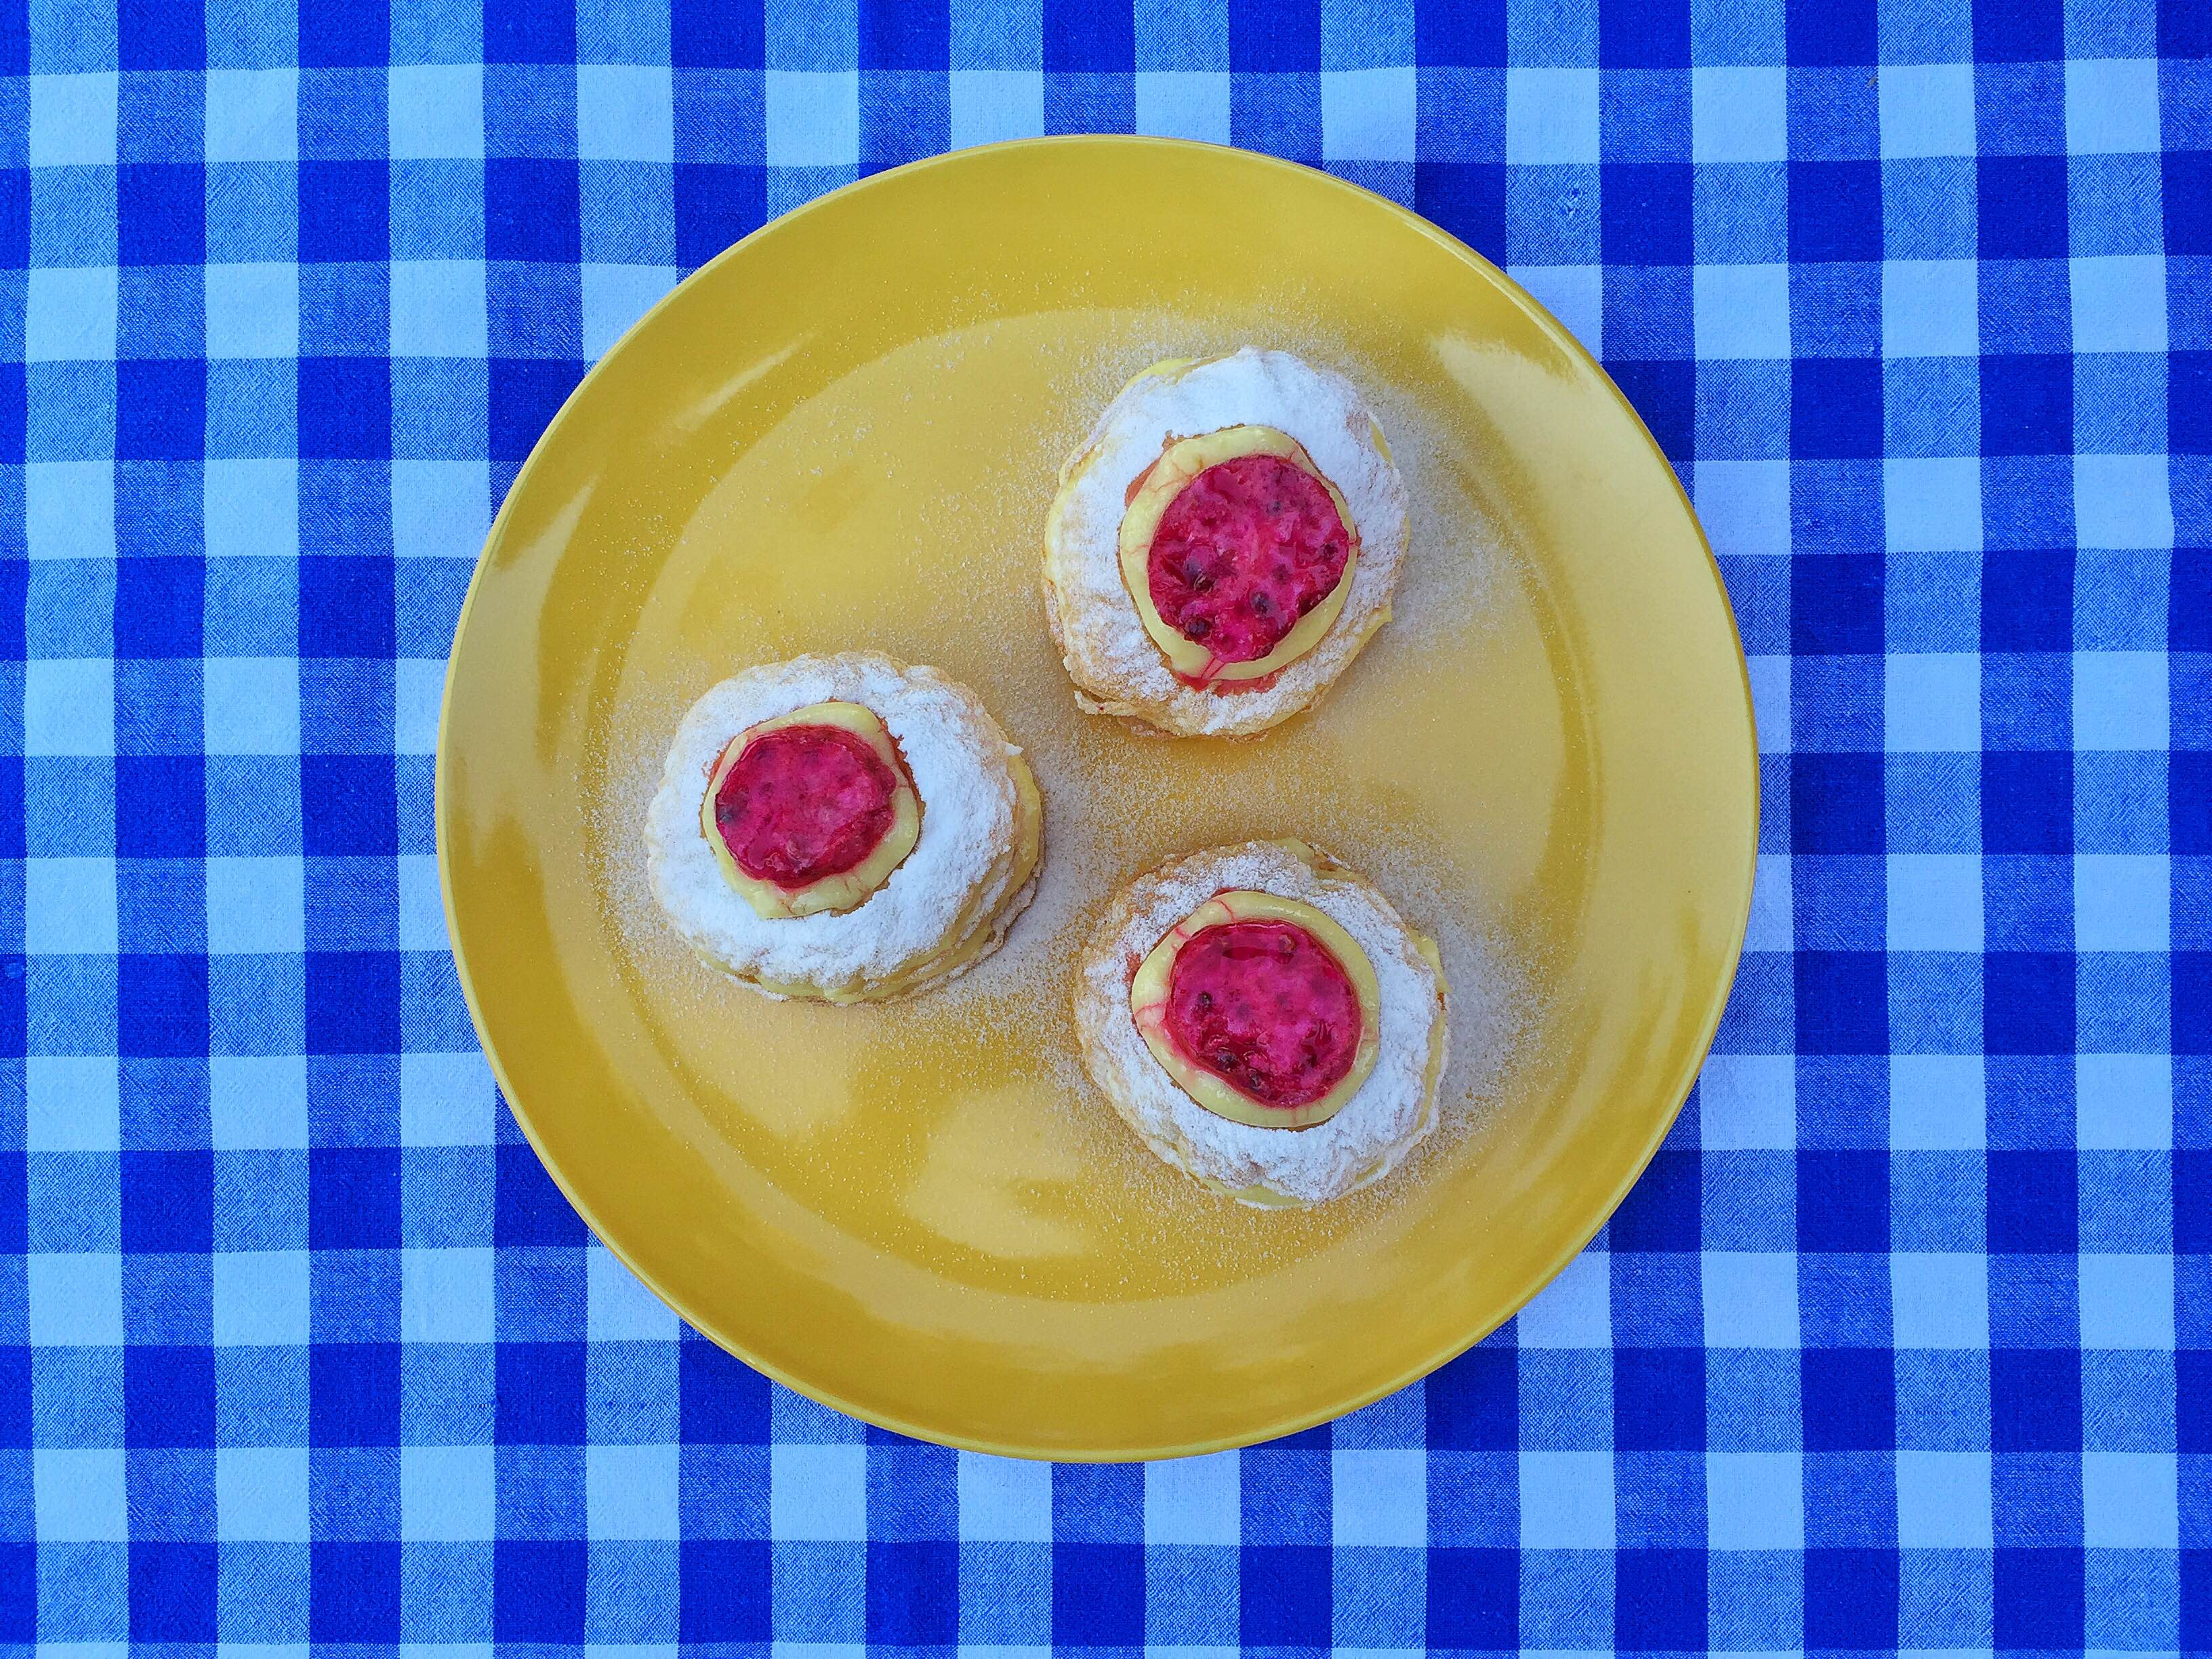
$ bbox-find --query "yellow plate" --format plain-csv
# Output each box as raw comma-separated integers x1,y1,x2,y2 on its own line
438,137,1757,1460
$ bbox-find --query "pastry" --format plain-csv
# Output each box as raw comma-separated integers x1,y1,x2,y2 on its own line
1076,839,1449,1206
645,653,1042,1002
1044,348,1410,737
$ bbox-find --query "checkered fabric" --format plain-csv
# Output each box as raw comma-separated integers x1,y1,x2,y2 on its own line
3,0,2201,1645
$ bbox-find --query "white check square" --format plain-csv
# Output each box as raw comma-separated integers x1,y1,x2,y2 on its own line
395,659,445,756
37,1449,127,1541
1332,1450,1427,1546
1885,653,1981,751
390,261,489,358
2076,1053,2171,1149
212,1055,310,1149
1746,656,1790,756
205,68,296,163
1886,854,1984,953
2079,1253,2174,1350
1884,458,1982,554
1746,852,1793,947
765,72,859,167
1134,73,1231,144
30,73,119,166
949,70,1044,150
2075,455,2173,550
213,1251,311,1347
205,855,305,954
2076,853,2169,951
1322,68,1418,162
25,266,117,363
1518,1450,1614,1548
26,858,118,955
2065,58,2162,155
29,1252,124,1346
1516,1246,1613,1345
958,1451,1053,1542
1694,460,1790,558
1702,1252,1799,1349
1891,1252,1988,1349
1695,264,1790,359
399,1050,497,1147
389,64,484,159
1506,68,1599,165
401,1247,496,1343
398,854,447,952
205,263,300,359
1882,260,1978,358
24,658,114,756
2073,650,2169,749
216,1447,310,1541
2071,254,2167,354
588,1444,682,1539
1889,1054,1986,1150
1896,1450,1991,1547
26,1057,119,1152
1692,66,1786,163
581,265,678,359
1511,264,1603,356
402,1446,496,1540
1879,63,1975,158
578,64,675,162
1145,1449,1241,1545
206,459,299,562
587,1245,679,1342
771,1444,867,1540
204,657,300,755
1706,1452,1803,1549
393,459,489,561
27,461,113,562
2083,1452,2176,1548
1700,1054,1795,1150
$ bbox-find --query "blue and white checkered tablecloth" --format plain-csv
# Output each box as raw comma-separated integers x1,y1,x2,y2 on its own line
5,0,2203,1646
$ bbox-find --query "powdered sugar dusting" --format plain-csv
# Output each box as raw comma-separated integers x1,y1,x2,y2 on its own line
584,304,1542,1291
1044,347,1410,737
642,653,1033,998
1075,842,1446,1206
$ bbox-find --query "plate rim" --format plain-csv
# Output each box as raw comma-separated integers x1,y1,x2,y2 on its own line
436,134,1762,1460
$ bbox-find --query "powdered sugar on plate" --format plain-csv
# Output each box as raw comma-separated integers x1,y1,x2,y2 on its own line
586,306,1541,1284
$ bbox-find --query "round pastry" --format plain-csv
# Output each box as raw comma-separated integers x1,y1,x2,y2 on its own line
1075,840,1450,1208
644,653,1042,1003
1043,348,1411,738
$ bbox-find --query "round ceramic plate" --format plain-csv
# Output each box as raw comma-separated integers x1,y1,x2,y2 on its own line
438,137,1757,1460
